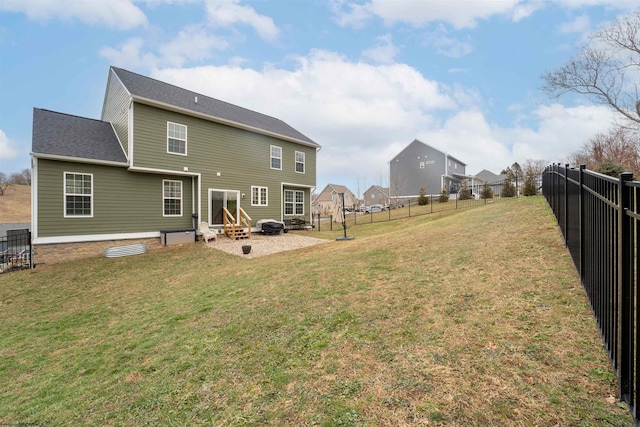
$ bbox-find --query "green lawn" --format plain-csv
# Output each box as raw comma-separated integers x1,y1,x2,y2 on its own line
0,196,632,426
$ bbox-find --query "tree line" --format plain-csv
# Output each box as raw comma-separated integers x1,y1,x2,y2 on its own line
0,169,31,196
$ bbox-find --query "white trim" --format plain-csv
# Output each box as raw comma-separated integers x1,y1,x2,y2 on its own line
251,185,268,206
167,121,188,156
63,172,94,218
31,157,38,240
128,165,199,176
283,189,305,216
295,150,305,174
31,153,128,167
128,100,134,164
162,179,183,217
270,145,282,170
33,231,160,245
132,95,319,149
207,188,241,226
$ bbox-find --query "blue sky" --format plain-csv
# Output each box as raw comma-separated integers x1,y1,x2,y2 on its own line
1,0,638,194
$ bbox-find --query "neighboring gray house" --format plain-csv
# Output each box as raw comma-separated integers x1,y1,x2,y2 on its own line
390,139,469,198
363,185,389,207
473,169,506,196
31,66,319,265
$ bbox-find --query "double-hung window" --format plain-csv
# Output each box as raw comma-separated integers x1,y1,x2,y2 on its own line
64,172,93,217
167,122,187,155
270,145,282,170
251,186,268,206
284,190,304,215
295,151,305,173
163,180,182,216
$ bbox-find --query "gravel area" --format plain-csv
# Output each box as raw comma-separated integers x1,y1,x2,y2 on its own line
206,232,330,258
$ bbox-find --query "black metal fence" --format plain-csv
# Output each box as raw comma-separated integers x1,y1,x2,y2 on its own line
542,163,639,425
0,229,32,274
313,181,517,231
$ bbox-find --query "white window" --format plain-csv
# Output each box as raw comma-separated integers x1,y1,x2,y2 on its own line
251,186,268,206
64,172,93,217
163,180,182,216
270,145,282,170
284,190,304,215
167,122,187,155
455,163,458,170
295,151,305,173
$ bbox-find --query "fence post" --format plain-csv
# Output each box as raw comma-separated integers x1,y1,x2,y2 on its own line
579,165,585,279
618,172,634,401
330,215,333,231
564,164,569,247
408,199,411,217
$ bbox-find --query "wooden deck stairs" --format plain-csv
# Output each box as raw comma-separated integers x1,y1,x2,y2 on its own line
223,207,252,240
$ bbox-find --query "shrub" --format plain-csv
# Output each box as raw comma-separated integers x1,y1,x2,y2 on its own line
458,180,473,200
522,177,538,196
418,187,429,205
438,188,449,203
480,183,493,199
501,179,516,198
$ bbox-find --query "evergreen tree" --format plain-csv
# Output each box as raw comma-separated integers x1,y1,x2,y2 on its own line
501,177,516,198
480,183,494,199
458,180,473,200
596,158,626,177
418,186,429,205
438,187,450,203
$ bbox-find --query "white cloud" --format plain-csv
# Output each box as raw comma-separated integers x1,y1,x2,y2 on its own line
100,38,157,69
0,0,147,30
423,27,474,58
0,129,18,162
558,13,591,34
333,0,525,30
362,34,399,64
100,27,228,69
158,26,229,67
330,0,372,29
100,46,615,190
206,0,279,41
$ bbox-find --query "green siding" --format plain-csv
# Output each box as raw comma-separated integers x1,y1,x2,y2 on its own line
101,72,130,157
37,159,193,237
131,103,316,222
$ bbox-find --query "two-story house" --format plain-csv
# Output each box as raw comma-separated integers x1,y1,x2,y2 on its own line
31,67,319,264
389,139,468,198
312,184,358,217
363,185,389,207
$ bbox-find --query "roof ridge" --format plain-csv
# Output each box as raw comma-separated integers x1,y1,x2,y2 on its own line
35,108,108,124
110,66,287,124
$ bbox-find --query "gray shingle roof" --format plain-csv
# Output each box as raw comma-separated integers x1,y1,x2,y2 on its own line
474,169,506,184
111,67,318,147
32,108,127,164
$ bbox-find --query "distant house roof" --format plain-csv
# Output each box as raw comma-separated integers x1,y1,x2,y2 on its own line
110,67,319,148
391,139,466,166
314,184,356,202
474,169,505,184
32,108,127,164
365,185,389,196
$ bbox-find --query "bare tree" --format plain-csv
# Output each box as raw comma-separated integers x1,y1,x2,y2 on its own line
0,172,9,196
541,11,640,124
21,168,31,186
567,125,640,175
